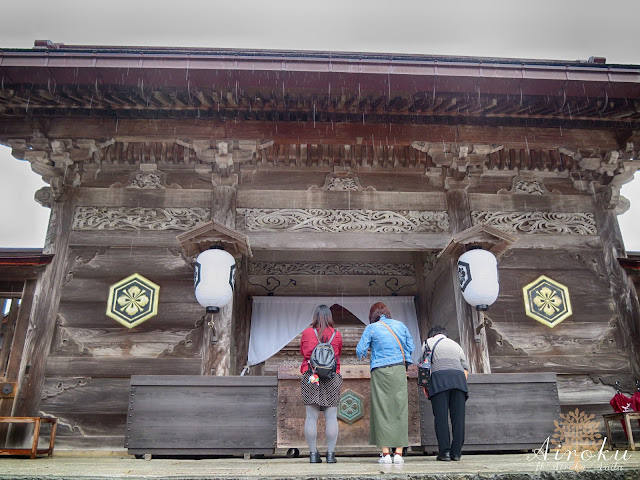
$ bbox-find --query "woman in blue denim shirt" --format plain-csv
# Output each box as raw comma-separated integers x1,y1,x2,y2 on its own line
356,302,415,464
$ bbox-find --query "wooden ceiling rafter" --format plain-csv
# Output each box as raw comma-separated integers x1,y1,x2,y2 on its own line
2,83,640,127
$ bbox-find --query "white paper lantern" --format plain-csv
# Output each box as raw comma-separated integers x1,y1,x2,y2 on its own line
194,246,236,312
457,247,499,311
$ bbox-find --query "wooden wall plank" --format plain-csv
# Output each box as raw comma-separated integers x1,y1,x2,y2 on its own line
489,354,630,374
50,326,201,359
0,118,620,150
470,193,596,213
40,378,129,414
45,358,201,377
57,302,204,329
76,188,213,208
60,278,192,303
419,373,560,451
126,378,277,451
239,232,452,251
238,191,447,210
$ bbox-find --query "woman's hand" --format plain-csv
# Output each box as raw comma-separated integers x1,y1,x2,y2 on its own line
464,369,468,379
422,387,428,399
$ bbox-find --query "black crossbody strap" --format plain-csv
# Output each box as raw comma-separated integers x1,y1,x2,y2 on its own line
429,337,445,364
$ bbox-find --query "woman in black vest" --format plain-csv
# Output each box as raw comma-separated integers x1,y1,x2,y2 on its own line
422,325,469,461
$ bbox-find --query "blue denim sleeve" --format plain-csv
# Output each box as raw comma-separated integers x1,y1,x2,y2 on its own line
356,325,372,360
404,325,415,361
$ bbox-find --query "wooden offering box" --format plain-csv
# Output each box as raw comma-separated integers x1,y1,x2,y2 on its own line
277,365,421,452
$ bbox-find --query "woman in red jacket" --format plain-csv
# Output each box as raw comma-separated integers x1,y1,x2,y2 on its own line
300,304,343,464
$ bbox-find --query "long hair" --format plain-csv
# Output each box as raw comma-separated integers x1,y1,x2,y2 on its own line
312,304,335,341
369,302,391,324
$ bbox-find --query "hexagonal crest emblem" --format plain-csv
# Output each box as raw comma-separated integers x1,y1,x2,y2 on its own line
523,275,572,328
106,273,160,328
458,261,472,292
337,389,364,425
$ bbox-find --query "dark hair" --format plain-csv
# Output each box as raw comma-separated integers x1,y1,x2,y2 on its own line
427,325,447,338
369,302,391,323
312,304,335,341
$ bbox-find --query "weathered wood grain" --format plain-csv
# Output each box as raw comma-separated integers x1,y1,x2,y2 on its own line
247,275,417,297
69,231,185,248
45,358,201,377
419,373,559,451
0,118,621,150
60,278,193,303
487,322,623,357
126,376,277,453
446,190,490,373
40,378,130,414
424,258,460,343
244,232,452,251
489,354,630,374
76,188,212,208
50,326,202,359
593,195,640,377
11,197,76,422
238,190,447,210
57,301,204,329
556,375,618,405
64,246,194,280
277,367,421,449
470,193,596,213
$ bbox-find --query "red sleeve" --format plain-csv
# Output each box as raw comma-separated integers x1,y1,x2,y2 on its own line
300,328,316,373
331,330,343,374
331,330,343,357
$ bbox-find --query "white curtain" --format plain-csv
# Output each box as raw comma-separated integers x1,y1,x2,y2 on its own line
247,296,421,366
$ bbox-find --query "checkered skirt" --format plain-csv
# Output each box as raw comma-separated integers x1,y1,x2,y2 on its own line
300,370,343,408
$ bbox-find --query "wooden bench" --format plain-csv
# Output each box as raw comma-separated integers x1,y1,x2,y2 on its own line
0,417,58,458
603,412,640,450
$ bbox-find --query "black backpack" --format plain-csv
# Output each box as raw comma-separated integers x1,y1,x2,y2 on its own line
309,329,337,379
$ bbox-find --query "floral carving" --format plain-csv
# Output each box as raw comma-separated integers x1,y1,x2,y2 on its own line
116,285,150,317
309,171,375,191
514,180,546,195
472,211,596,235
327,177,358,191
532,286,563,317
130,172,164,189
237,208,449,233
249,262,415,276
72,207,209,231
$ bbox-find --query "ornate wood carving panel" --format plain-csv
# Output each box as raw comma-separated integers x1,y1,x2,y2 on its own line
472,211,597,235
237,208,449,233
72,207,210,231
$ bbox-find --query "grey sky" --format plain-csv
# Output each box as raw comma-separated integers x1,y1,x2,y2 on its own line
1,0,639,249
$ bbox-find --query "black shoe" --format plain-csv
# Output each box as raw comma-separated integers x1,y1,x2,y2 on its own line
436,451,451,461
451,455,461,461
309,451,322,463
326,452,337,463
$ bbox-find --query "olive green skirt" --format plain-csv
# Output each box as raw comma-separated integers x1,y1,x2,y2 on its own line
369,364,409,448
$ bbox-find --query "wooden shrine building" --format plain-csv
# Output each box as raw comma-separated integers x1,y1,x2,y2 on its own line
1,42,640,451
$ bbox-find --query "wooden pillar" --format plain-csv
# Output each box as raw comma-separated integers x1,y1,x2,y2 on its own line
202,185,237,376
11,196,74,420
446,190,491,374
594,194,640,376
413,251,431,342
231,256,251,375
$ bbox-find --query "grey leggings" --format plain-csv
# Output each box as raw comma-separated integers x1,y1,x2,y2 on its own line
304,405,338,453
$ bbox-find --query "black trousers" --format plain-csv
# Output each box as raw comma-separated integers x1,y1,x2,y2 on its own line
430,388,466,457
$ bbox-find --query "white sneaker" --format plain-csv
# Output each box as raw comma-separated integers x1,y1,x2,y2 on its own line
378,454,392,464
393,454,404,465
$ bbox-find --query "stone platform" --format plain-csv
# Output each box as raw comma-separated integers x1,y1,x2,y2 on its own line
1,450,640,480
